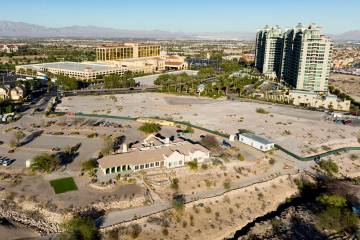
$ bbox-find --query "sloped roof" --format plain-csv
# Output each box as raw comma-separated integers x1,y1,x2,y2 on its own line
98,142,209,169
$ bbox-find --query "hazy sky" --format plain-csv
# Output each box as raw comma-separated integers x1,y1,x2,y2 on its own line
2,0,359,33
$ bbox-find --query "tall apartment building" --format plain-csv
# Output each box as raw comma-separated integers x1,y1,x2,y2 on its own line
282,24,332,92
255,25,283,79
96,43,161,61
255,24,332,92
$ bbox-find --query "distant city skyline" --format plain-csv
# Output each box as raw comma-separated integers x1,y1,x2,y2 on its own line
1,0,360,34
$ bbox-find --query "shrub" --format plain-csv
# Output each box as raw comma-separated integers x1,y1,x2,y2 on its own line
172,194,186,213
318,159,339,175
138,122,161,134
100,136,114,156
14,130,26,146
317,206,358,232
87,133,98,138
321,145,331,151
201,163,208,170
204,206,212,213
187,160,198,170
60,216,98,240
82,159,98,172
162,228,169,236
223,179,231,190
269,158,276,165
283,130,291,135
182,221,187,228
200,135,219,149
212,158,223,166
189,214,195,226
237,153,245,161
184,126,194,134
170,178,179,191
31,154,60,173
129,224,142,239
109,95,117,102
204,179,213,188
316,194,347,208
256,108,269,114
9,139,17,148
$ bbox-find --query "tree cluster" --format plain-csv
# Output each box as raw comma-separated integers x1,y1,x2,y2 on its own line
31,153,60,173
103,72,136,89
138,122,161,134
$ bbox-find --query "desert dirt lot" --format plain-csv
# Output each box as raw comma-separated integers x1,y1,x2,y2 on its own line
0,114,151,213
329,73,360,102
0,222,40,240
107,174,299,240
147,141,294,201
57,93,360,156
320,150,360,177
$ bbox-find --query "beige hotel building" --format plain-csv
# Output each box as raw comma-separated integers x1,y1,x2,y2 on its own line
16,43,187,80
96,43,161,61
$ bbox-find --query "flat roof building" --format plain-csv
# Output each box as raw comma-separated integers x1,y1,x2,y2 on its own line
288,90,350,111
16,62,127,80
96,43,161,61
16,43,188,80
237,132,274,152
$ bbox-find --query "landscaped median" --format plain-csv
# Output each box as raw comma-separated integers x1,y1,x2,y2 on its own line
49,177,78,194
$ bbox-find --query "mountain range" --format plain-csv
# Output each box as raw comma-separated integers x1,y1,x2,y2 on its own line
0,20,359,41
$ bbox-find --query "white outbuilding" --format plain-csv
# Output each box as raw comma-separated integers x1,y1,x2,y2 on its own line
237,132,274,152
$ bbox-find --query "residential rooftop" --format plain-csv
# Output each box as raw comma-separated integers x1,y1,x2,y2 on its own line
98,142,209,169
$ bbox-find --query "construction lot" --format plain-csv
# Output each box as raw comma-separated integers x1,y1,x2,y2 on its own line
329,73,360,102
57,93,360,156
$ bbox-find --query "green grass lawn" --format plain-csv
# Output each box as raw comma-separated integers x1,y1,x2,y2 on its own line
50,177,78,194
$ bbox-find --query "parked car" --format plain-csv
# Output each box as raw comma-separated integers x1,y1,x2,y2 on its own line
2,159,13,166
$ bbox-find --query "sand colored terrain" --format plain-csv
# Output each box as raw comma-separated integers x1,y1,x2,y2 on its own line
319,150,360,177
57,93,360,156
105,174,299,240
329,73,360,102
0,223,40,240
149,148,288,200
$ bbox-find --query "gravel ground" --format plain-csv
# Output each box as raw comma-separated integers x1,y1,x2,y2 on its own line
57,93,360,156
